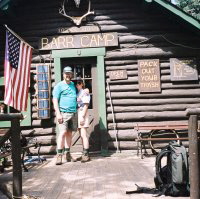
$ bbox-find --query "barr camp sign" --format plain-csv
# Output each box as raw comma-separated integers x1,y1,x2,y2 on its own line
138,59,161,93
39,32,118,50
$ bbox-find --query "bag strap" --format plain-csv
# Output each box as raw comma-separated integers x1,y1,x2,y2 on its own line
154,183,172,197
180,148,189,183
155,148,170,185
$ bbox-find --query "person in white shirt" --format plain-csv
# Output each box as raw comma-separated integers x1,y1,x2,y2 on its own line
76,79,91,162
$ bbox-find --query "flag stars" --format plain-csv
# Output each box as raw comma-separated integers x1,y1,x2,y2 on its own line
7,30,20,69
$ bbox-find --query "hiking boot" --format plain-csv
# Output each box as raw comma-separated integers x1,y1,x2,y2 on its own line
75,156,82,161
81,154,90,163
55,154,62,165
66,152,76,162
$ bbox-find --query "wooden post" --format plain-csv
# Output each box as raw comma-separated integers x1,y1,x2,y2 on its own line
11,118,22,199
0,114,23,199
187,108,200,199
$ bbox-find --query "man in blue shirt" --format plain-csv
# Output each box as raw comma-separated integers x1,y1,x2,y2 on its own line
53,66,77,165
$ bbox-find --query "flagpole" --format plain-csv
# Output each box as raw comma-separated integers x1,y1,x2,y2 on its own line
4,24,34,49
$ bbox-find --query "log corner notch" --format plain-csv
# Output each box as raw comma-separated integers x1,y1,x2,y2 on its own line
186,108,200,199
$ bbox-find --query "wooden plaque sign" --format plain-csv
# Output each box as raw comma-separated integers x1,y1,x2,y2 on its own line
170,58,198,81
109,70,127,80
58,25,100,34
138,59,161,93
39,32,118,50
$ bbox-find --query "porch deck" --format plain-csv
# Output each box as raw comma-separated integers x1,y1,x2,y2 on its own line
0,153,189,199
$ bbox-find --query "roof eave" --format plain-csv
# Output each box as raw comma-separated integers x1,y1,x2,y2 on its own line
0,0,11,10
145,0,200,30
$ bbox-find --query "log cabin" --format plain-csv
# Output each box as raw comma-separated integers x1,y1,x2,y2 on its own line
0,0,199,155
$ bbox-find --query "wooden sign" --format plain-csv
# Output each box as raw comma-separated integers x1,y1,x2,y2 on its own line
170,58,198,81
39,32,118,50
58,25,100,34
138,59,161,93
109,70,127,80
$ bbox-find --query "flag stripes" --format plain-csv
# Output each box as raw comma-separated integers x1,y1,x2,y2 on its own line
4,30,32,111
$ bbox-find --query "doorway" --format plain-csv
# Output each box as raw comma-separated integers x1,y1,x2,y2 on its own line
61,57,98,151
52,48,107,153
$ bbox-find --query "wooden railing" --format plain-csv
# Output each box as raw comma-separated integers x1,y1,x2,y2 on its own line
186,108,200,199
0,113,23,199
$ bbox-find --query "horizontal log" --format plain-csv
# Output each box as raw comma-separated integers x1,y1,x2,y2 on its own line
106,63,170,71
106,69,173,77
105,47,199,59
105,74,200,84
32,119,57,127
108,120,190,129
106,89,200,99
95,19,144,26
106,68,170,76
18,1,140,18
106,64,138,71
106,83,200,92
108,129,138,140
107,111,187,122
118,34,199,44
106,98,200,106
119,43,167,49
107,104,200,113
105,60,137,65
108,122,138,130
93,12,144,21
100,23,177,32
29,145,56,155
34,135,56,145
22,128,56,136
106,84,138,91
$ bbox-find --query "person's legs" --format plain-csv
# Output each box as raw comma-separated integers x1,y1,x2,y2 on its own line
80,127,89,150
57,131,67,150
56,112,73,165
56,130,66,165
64,130,74,162
64,129,72,148
78,127,90,162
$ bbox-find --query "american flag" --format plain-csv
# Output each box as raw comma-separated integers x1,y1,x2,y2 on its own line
4,29,33,111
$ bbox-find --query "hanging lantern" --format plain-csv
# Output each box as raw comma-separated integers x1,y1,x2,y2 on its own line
74,0,81,8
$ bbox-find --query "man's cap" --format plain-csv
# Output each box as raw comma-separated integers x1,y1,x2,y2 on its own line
63,66,73,73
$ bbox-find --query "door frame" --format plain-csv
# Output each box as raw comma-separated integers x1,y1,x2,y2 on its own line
52,47,108,153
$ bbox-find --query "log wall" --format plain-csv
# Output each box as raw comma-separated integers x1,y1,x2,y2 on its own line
0,0,200,153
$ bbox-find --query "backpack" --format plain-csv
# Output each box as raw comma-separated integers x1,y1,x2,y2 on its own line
154,141,190,197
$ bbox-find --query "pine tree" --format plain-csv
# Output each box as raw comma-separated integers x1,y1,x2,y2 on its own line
170,0,200,20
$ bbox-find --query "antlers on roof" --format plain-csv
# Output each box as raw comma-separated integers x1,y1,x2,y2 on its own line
59,0,94,26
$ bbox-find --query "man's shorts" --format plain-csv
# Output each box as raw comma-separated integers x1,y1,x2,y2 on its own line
78,108,89,128
58,112,78,133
